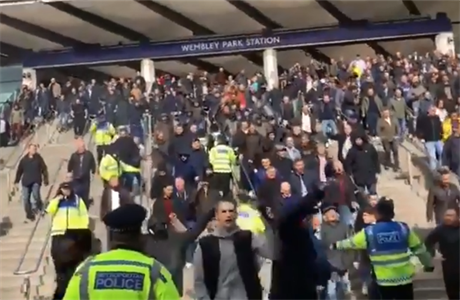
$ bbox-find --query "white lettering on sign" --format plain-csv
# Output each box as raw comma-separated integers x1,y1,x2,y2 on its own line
94,272,145,291
180,37,281,52
376,231,401,244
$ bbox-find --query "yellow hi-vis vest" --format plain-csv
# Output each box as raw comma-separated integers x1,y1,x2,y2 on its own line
99,154,123,181
90,122,115,146
208,144,236,173
63,249,180,300
46,195,89,236
237,204,265,234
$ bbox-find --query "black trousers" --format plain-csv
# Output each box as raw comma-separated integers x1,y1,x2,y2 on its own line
372,283,414,300
96,145,106,165
213,172,232,197
73,118,86,136
74,179,91,208
443,263,460,300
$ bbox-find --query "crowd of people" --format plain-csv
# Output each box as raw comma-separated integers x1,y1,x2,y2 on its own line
5,49,460,300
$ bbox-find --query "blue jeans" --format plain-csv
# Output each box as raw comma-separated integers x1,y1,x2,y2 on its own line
121,172,141,193
129,124,145,144
366,113,379,136
338,205,354,227
323,273,350,300
22,183,42,216
321,120,338,136
58,112,70,128
397,118,406,138
424,141,443,170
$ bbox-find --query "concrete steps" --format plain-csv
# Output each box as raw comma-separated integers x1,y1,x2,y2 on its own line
34,132,108,299
0,129,79,300
375,145,448,300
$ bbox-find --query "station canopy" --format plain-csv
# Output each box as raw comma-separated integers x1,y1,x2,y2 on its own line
0,0,457,77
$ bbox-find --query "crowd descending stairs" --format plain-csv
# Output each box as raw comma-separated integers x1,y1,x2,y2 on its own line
0,133,449,299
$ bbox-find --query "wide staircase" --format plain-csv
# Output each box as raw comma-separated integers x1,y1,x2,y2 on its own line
0,118,109,300
0,120,453,299
368,139,454,300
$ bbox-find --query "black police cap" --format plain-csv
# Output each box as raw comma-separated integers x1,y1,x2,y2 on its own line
103,204,146,233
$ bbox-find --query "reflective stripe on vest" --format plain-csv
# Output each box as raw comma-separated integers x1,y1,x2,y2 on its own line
77,258,166,300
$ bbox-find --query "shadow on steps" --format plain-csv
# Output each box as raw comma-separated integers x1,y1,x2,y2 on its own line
0,216,13,237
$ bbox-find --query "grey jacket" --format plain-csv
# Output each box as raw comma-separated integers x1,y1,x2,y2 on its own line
320,221,355,271
194,227,272,300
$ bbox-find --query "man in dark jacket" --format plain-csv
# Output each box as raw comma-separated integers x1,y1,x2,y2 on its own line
14,144,49,220
345,132,380,194
189,138,209,180
289,158,317,198
416,106,443,170
266,182,325,299
67,139,96,208
323,160,357,226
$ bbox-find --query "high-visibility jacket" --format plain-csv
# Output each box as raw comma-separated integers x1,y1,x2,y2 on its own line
90,121,115,146
442,117,459,141
208,144,236,173
237,203,265,234
336,221,432,286
46,195,89,236
99,154,123,181
99,154,141,181
63,249,180,300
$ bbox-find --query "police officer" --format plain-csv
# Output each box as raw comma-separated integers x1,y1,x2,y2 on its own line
111,127,142,193
63,204,180,300
99,145,123,184
333,198,434,300
89,114,116,165
208,135,236,197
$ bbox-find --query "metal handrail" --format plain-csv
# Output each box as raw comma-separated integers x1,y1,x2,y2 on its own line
13,158,66,276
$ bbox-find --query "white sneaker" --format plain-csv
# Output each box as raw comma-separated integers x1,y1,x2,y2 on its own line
361,284,368,295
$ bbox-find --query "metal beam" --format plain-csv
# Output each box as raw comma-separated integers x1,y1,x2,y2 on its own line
45,2,149,42
46,1,222,73
401,0,421,15
0,12,218,74
135,0,269,69
0,41,29,56
58,65,111,82
315,0,392,58
0,13,82,46
226,0,330,64
118,61,172,76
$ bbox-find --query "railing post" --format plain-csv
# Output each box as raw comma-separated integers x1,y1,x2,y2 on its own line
406,149,413,186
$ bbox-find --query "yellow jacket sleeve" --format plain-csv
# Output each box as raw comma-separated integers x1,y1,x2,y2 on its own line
109,124,116,136
62,271,81,300
99,156,111,181
155,264,181,300
208,148,216,167
442,119,452,142
336,229,367,250
229,147,236,165
45,198,60,216
408,230,433,268
89,123,96,133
